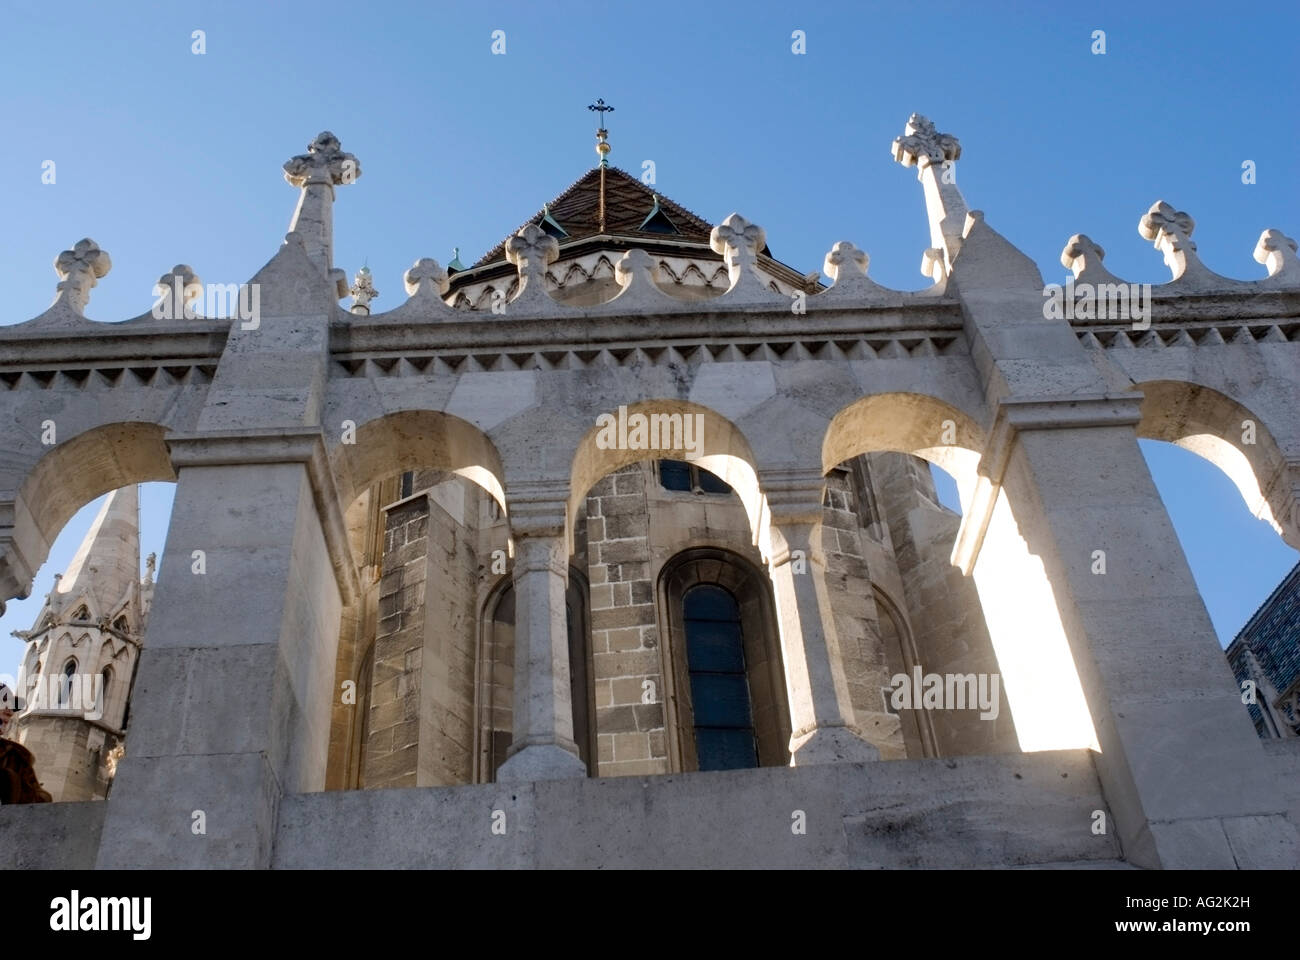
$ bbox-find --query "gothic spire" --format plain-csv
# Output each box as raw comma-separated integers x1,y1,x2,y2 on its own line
51,485,141,623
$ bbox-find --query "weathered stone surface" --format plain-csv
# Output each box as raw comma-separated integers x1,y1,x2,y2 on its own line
4,117,1298,870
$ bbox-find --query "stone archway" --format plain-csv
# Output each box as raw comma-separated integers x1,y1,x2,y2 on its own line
823,391,1095,753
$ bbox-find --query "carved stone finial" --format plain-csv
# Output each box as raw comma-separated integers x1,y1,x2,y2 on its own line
892,113,961,170
1254,229,1300,284
824,241,869,283
710,213,766,291
404,258,449,297
615,249,657,290
1059,234,1122,284
1138,200,1207,281
283,131,361,188
1061,234,1104,271
145,552,157,581
349,266,379,314
505,224,560,304
605,248,671,308
152,264,203,319
53,238,112,314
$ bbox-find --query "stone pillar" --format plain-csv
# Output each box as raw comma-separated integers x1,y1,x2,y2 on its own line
762,470,879,765
977,396,1299,868
93,435,349,867
496,490,585,781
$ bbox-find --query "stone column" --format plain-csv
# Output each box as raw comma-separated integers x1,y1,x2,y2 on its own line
496,489,585,781
94,433,353,867
975,395,1299,868
762,470,879,765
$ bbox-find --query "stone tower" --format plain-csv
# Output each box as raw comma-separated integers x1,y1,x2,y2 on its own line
8,486,152,801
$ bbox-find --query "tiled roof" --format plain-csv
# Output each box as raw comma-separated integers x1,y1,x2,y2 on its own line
1227,561,1300,730
473,166,725,268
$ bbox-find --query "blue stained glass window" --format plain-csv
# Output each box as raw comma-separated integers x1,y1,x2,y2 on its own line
697,467,730,494
684,585,758,770
659,459,693,491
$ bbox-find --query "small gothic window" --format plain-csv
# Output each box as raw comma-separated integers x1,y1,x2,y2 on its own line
113,616,129,634
657,460,732,495
98,667,112,712
658,459,693,491
59,659,77,706
683,585,758,771
73,606,89,621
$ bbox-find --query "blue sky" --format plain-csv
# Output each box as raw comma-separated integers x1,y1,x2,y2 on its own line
2,1,1298,679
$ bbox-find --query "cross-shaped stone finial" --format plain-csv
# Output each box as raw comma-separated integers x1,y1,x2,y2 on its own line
152,264,202,320
605,248,671,308
615,248,657,290
1254,229,1300,285
710,213,766,286
824,241,869,283
283,131,362,187
505,224,560,305
1138,200,1207,282
349,266,379,314
1060,234,1122,284
404,258,449,297
892,113,961,170
54,238,112,314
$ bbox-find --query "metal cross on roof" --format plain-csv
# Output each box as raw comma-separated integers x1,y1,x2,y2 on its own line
587,98,615,129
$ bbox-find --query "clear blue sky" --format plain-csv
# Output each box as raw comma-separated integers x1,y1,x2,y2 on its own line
2,1,1297,681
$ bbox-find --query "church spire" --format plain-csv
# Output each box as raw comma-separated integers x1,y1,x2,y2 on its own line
587,98,615,233
54,485,141,622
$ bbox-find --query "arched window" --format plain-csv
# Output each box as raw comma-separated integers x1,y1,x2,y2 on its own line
72,606,89,622
682,585,758,770
59,659,77,707
659,549,789,772
112,616,129,634
98,667,112,715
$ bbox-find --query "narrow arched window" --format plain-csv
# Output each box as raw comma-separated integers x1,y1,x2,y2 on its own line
683,585,757,770
98,667,112,714
59,659,77,707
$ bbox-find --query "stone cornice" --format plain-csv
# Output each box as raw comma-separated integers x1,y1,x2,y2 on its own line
331,302,964,353
0,326,229,367
164,428,360,605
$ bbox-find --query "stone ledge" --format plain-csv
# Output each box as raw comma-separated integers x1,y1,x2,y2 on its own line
0,800,106,869
272,749,1118,869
